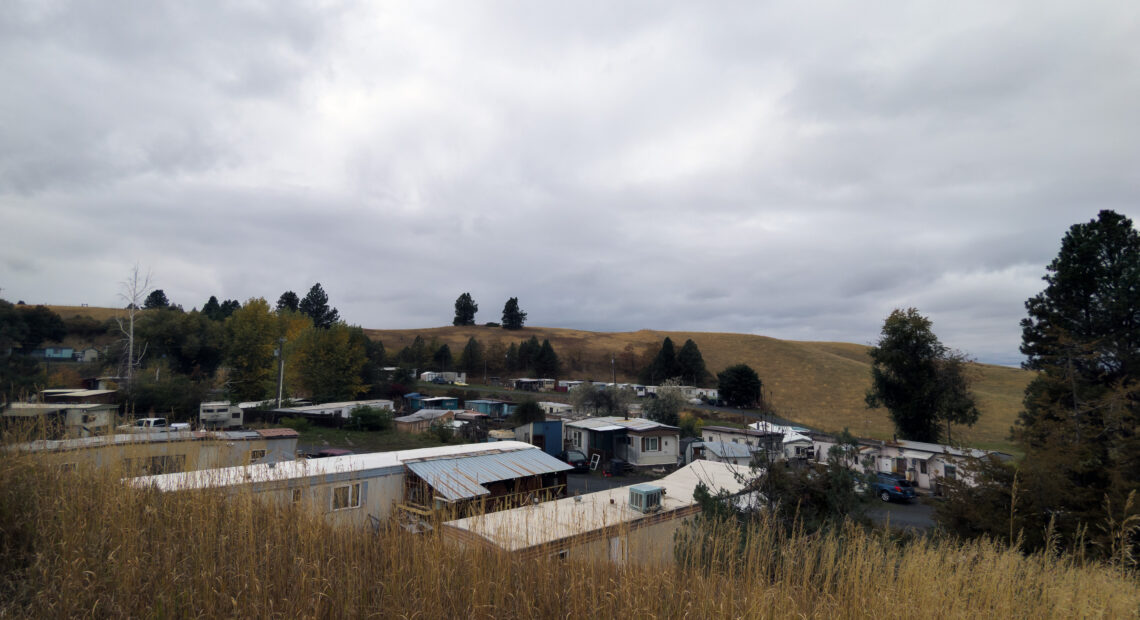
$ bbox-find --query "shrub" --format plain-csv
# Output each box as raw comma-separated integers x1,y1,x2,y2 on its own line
349,406,393,432
279,416,312,432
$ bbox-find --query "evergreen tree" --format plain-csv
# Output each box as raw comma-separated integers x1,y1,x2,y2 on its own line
717,363,762,408
501,297,527,330
143,289,169,309
458,337,483,376
1010,210,1140,554
518,336,541,374
677,339,711,386
299,283,339,329
219,299,241,319
432,343,453,371
505,342,519,371
535,339,561,378
640,337,681,384
276,291,299,313
510,400,546,426
453,292,478,326
202,296,223,321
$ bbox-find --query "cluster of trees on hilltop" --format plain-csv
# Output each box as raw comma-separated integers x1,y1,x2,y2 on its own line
452,293,527,329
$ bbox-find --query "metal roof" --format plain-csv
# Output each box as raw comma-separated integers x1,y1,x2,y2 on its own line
442,461,750,551
130,441,542,492
395,408,454,423
406,449,572,502
698,441,753,459
565,416,678,432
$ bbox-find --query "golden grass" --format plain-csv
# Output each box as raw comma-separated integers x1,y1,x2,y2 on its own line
1,451,1135,618
45,305,129,322
367,325,1034,451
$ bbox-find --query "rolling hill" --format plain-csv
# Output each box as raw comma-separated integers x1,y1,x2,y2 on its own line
42,305,1030,451
366,325,1033,452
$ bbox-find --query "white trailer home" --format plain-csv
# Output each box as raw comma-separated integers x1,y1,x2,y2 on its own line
129,441,571,528
442,461,750,565
199,401,243,429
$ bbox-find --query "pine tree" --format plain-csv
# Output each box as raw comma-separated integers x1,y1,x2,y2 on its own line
501,297,527,330
299,283,339,329
276,291,299,313
677,339,710,386
453,293,478,326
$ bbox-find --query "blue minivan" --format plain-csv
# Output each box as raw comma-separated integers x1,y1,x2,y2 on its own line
872,472,917,502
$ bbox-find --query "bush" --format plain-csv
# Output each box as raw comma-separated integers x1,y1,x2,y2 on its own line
349,406,393,432
279,416,312,432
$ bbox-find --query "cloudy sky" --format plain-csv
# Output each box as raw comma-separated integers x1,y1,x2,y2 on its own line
2,1,1138,366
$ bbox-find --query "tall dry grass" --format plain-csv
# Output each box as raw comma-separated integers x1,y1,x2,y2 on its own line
1,449,1137,618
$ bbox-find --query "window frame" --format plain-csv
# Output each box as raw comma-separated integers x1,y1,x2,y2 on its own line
641,436,660,452
331,482,362,511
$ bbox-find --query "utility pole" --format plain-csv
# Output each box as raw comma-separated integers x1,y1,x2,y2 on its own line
276,337,286,408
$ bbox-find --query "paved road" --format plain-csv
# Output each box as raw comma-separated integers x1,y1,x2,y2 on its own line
866,498,937,530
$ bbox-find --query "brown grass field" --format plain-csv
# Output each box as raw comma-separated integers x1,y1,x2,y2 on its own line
368,326,1034,452
45,304,129,322
1,453,1136,618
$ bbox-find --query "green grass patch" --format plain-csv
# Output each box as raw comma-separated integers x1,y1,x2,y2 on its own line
294,426,449,453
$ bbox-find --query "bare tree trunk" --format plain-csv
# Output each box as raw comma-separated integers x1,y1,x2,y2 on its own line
116,264,151,391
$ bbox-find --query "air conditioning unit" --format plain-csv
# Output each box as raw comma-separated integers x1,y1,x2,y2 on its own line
628,484,665,514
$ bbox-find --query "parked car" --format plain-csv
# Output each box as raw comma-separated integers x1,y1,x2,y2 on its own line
117,417,191,433
872,472,917,502
558,449,589,473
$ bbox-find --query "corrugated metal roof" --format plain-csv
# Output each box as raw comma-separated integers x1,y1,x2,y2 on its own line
565,416,677,432
406,449,572,502
699,441,753,459
395,408,454,423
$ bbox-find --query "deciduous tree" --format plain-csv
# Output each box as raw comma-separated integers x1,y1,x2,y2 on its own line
224,298,277,402
865,308,978,443
291,322,367,402
643,379,686,426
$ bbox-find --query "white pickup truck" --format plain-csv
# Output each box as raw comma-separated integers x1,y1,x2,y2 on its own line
118,417,191,433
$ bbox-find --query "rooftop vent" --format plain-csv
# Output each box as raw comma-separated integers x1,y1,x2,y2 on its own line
628,484,665,514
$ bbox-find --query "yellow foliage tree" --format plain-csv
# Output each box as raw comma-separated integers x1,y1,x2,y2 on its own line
291,322,367,402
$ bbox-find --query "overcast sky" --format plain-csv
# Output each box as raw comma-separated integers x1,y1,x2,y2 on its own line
2,1,1138,366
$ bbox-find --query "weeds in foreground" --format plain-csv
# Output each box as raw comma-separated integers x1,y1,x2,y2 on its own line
0,454,1137,618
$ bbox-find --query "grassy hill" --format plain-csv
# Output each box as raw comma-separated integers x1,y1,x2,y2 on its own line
367,325,1033,452
41,305,1032,451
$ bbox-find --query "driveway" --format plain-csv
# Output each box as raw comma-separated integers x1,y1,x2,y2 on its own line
866,498,937,530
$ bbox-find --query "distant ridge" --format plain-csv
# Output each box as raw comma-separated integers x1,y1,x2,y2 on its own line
367,325,1032,451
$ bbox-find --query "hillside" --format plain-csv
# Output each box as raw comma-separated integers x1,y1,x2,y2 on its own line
367,325,1033,451
41,305,1032,451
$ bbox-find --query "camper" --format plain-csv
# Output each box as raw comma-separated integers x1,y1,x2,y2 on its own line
199,401,243,429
